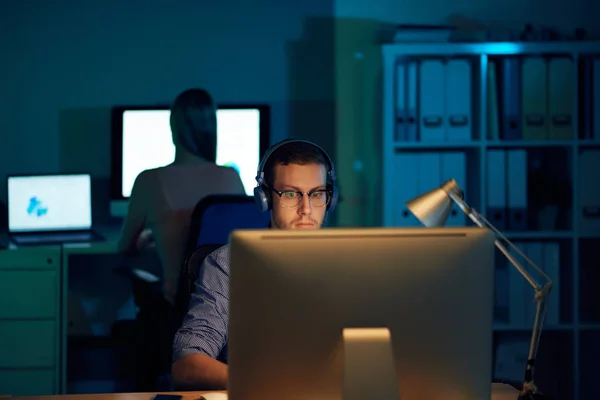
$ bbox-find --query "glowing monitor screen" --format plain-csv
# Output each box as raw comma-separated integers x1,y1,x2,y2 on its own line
118,107,267,198
7,174,92,233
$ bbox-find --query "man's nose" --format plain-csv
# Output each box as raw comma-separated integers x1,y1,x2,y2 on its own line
298,194,312,214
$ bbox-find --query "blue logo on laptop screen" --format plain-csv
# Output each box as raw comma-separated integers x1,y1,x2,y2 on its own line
27,196,48,217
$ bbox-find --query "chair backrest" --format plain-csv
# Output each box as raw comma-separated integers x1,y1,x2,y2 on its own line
173,243,224,324
183,194,271,259
176,195,270,322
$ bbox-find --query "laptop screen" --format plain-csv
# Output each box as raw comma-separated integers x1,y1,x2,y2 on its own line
7,174,92,233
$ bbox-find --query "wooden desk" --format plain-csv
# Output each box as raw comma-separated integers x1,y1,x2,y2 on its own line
9,384,520,399
10,391,223,400
1,230,523,400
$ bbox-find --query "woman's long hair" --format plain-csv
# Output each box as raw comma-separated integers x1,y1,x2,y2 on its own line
169,88,217,162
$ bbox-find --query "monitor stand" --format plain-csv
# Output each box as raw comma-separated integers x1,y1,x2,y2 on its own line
343,328,400,400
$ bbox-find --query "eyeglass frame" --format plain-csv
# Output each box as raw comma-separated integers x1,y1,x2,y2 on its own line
267,186,332,208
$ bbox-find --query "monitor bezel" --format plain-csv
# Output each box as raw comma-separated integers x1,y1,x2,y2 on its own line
110,104,271,201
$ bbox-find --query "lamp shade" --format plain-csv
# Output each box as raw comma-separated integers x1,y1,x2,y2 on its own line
406,180,460,227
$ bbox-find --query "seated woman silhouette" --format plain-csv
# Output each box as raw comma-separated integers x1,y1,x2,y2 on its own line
117,88,245,302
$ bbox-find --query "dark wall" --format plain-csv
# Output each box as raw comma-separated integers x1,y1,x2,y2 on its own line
0,0,335,202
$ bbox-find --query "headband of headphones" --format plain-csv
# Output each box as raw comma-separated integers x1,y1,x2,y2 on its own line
255,138,337,186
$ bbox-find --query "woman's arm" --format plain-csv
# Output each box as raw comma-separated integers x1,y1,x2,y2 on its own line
117,170,151,254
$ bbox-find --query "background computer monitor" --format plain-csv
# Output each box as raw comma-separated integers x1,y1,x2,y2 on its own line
109,104,270,217
7,174,92,233
229,227,496,400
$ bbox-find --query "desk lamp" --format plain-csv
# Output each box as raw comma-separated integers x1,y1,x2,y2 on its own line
406,179,552,400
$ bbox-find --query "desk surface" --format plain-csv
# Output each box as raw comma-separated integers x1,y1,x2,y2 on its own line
9,384,520,399
9,391,223,400
0,225,122,253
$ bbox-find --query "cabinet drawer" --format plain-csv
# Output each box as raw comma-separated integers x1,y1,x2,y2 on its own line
0,270,58,319
0,247,60,270
0,368,56,396
0,320,56,368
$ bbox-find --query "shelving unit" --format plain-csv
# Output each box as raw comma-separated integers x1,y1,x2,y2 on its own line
382,41,600,400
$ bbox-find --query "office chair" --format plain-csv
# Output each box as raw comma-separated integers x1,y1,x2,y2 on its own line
172,243,223,324
183,194,271,260
118,194,270,391
173,194,271,348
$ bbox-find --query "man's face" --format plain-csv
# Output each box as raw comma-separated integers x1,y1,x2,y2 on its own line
270,162,328,230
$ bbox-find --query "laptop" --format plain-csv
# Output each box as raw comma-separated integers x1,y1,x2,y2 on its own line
7,173,103,245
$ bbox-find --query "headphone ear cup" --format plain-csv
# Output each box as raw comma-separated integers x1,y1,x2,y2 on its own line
253,185,271,212
327,185,338,213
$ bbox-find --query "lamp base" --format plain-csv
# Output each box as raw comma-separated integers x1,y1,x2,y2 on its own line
518,383,552,400
518,392,552,400
494,380,552,400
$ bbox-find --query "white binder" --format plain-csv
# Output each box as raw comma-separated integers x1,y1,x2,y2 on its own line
487,60,500,141
543,242,561,327
594,59,600,140
419,60,445,141
548,57,575,140
392,153,421,227
506,149,528,231
578,149,600,234
417,152,441,194
395,62,407,142
521,57,548,140
486,150,507,230
444,59,472,141
501,58,522,140
406,61,419,141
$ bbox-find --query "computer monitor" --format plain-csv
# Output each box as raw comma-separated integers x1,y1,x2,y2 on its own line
7,174,92,233
228,227,496,400
109,105,270,217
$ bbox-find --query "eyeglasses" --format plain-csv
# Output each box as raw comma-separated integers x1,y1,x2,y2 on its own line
270,188,331,208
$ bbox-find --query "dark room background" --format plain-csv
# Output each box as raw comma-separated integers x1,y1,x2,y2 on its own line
1,0,597,227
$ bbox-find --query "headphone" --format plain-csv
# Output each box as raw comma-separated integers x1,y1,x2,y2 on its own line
254,138,338,213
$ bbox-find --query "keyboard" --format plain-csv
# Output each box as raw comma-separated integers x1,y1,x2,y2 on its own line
11,231,102,245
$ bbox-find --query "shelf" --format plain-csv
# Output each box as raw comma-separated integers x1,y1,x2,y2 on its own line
577,140,600,147
393,141,481,149
579,324,600,331
504,231,573,240
493,323,573,331
486,140,575,148
382,41,600,400
578,233,600,239
390,140,598,149
382,41,600,57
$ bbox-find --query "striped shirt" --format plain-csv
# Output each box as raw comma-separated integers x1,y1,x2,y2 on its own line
172,244,231,363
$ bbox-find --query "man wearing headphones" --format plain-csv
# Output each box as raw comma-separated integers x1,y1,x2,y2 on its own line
171,138,338,390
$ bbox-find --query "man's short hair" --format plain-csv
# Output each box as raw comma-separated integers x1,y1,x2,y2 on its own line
170,88,217,162
263,141,328,188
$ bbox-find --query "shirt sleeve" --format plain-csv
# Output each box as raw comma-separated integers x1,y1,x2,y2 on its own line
172,249,230,361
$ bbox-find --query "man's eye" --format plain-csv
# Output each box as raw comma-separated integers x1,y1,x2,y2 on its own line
311,192,324,198
284,192,297,198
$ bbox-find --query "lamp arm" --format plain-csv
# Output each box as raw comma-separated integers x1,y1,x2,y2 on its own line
447,191,553,398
